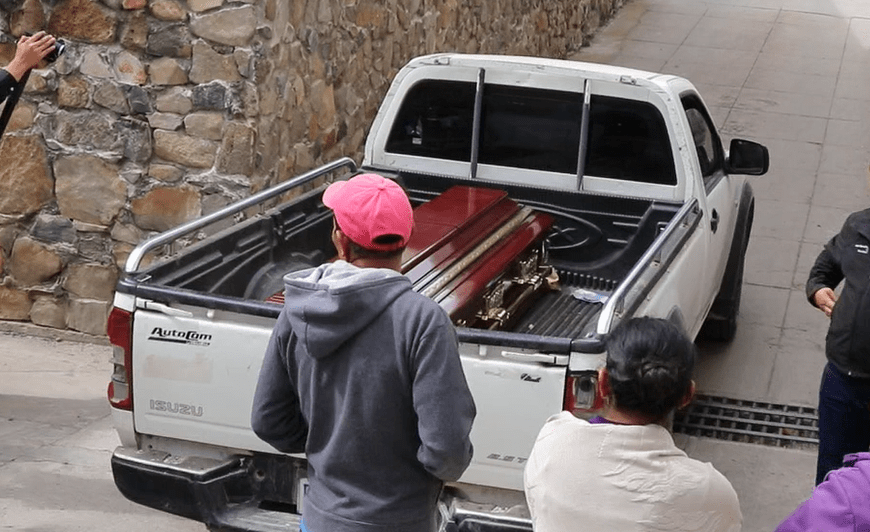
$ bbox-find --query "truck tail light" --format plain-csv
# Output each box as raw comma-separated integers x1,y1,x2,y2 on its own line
107,307,133,411
563,371,602,413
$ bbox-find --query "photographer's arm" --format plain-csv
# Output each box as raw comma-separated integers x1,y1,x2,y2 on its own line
1,32,56,101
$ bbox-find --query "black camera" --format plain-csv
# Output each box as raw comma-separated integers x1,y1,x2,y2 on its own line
44,38,65,63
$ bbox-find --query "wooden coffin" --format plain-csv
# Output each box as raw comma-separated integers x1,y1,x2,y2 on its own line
401,185,555,330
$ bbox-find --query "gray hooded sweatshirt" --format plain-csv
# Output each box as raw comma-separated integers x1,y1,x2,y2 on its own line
251,260,476,532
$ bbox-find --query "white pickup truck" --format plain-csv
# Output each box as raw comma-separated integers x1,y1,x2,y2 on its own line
107,54,768,531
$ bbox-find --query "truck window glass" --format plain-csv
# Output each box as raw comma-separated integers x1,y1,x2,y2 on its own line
478,84,583,174
385,80,476,162
386,81,676,186
680,95,723,185
586,95,677,185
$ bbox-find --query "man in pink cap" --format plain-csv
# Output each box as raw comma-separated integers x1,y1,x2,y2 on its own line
251,173,476,532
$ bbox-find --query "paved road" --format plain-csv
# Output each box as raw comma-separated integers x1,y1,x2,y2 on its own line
0,329,203,531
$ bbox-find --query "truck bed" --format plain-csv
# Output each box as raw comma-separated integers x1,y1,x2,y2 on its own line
122,171,680,341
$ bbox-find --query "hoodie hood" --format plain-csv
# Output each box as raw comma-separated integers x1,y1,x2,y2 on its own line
282,260,412,359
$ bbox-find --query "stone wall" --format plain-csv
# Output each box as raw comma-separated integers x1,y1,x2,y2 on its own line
0,0,625,335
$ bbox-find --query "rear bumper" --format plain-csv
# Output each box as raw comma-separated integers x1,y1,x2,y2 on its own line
112,446,532,532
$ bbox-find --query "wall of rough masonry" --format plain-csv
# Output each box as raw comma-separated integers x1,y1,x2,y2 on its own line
0,0,625,335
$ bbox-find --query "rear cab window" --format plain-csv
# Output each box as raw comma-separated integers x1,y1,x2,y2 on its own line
385,79,677,189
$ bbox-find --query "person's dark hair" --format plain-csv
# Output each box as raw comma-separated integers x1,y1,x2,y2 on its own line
347,238,405,260
331,214,406,260
604,317,697,419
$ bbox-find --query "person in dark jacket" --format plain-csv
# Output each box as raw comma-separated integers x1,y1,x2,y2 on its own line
1,31,56,103
250,173,476,532
774,452,870,531
806,208,870,485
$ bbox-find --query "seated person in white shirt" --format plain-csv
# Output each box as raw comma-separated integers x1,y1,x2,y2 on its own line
524,317,742,532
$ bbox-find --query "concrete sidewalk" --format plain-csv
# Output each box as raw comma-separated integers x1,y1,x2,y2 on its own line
571,0,870,530
0,323,203,531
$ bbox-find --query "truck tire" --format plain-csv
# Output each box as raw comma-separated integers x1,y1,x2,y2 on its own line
700,188,753,342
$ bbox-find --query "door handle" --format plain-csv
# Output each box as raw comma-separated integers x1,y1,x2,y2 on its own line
711,208,719,233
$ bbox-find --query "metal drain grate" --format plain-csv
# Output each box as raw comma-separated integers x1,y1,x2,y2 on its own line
673,394,819,449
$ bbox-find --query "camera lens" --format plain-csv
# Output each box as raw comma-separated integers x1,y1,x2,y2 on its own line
45,39,65,63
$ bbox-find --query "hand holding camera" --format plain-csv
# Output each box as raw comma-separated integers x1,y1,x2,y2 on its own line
5,31,64,81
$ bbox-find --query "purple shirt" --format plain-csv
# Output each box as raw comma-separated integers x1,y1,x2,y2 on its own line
775,453,870,532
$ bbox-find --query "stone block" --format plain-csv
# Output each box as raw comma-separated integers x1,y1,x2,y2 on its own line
76,233,114,263
184,111,223,140
148,163,184,182
192,81,227,110
9,237,63,285
113,242,134,270
58,76,90,108
155,87,193,114
8,101,35,131
190,40,241,84
355,3,386,28
0,135,52,216
80,49,113,78
154,129,218,168
67,298,110,336
52,111,123,154
30,296,67,329
47,0,117,44
63,262,119,301
190,5,256,46
114,50,147,85
73,220,110,233
110,222,143,245
54,154,126,225
120,166,143,184
23,70,50,94
234,49,254,78
120,10,148,51
0,226,16,257
147,112,183,130
189,0,223,12
0,42,11,65
151,0,187,21
123,84,152,114
32,215,77,244
93,81,130,113
116,117,153,162
147,24,193,58
149,57,188,85
217,122,255,175
241,81,258,118
130,185,201,231
0,285,32,320
122,0,146,9
10,0,45,36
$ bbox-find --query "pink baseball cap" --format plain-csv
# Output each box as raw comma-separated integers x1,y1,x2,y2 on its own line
322,173,413,251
